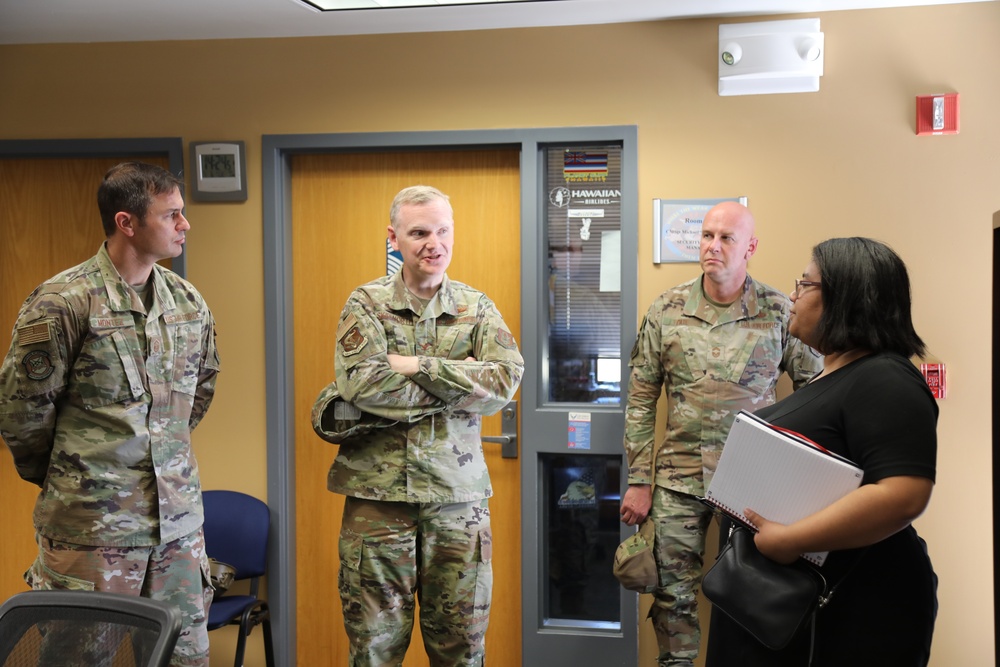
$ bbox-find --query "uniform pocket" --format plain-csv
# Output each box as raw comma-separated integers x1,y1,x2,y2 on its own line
472,527,494,623
24,555,96,591
200,553,216,610
433,322,474,360
170,321,203,397
75,330,144,408
736,329,782,393
337,534,365,628
672,329,708,384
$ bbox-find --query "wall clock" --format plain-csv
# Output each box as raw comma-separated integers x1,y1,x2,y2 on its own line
189,141,247,202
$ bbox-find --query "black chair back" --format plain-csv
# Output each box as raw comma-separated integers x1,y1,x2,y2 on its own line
0,590,180,667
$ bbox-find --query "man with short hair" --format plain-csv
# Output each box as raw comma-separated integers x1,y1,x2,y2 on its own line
312,185,524,666
0,162,220,666
619,201,821,667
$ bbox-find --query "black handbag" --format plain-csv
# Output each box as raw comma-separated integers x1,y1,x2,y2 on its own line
702,525,828,652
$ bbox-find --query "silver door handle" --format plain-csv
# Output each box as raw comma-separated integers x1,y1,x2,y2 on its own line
481,401,518,459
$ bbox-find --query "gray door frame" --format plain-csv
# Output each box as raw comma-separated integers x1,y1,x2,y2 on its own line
520,142,639,666
261,126,637,666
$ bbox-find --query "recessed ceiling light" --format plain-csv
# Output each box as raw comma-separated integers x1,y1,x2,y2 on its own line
302,0,553,10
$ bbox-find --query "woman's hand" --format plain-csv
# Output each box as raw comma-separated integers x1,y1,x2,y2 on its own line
745,508,800,564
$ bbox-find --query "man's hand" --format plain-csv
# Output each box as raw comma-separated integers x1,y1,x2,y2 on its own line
620,484,653,526
387,354,419,377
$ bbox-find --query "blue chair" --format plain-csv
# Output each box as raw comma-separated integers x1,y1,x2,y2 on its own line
203,490,275,667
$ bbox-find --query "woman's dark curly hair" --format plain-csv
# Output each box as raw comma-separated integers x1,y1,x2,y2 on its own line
812,237,926,358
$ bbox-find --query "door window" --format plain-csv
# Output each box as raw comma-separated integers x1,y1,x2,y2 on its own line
544,146,623,405
542,453,623,628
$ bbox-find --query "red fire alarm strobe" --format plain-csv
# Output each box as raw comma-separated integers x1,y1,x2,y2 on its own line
920,363,946,399
916,93,959,135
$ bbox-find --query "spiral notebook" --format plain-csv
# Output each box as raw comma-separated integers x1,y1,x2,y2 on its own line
704,410,864,566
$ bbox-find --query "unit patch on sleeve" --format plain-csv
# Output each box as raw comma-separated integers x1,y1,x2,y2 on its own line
341,325,369,356
21,350,55,381
496,329,516,350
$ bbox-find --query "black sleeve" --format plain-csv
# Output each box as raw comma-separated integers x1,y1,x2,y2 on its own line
840,355,938,484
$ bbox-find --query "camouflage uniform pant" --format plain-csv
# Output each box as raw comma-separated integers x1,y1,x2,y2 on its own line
24,529,213,667
338,497,493,667
648,487,713,667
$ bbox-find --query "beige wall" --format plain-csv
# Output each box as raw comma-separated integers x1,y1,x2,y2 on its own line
1,3,997,665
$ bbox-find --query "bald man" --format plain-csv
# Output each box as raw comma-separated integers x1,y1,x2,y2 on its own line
619,202,822,667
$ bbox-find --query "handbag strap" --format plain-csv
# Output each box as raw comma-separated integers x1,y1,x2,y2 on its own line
806,612,817,667
805,548,868,667
817,547,868,609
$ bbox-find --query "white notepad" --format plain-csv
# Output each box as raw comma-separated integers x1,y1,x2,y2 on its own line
705,410,864,566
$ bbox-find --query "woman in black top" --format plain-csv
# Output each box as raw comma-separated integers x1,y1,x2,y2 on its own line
706,237,938,667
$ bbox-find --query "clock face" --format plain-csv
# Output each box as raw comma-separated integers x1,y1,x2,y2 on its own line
202,153,236,179
190,142,247,201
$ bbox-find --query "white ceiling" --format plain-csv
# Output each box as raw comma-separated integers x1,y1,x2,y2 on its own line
0,0,990,45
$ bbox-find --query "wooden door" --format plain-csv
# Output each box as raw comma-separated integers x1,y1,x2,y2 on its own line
0,155,170,602
291,150,522,666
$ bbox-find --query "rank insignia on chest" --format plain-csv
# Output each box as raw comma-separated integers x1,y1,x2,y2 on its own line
341,325,369,356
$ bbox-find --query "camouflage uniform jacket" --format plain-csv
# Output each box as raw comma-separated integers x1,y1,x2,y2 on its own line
0,243,221,547
624,274,821,497
322,270,524,503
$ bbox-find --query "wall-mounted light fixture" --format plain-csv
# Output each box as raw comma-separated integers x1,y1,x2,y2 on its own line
719,18,824,97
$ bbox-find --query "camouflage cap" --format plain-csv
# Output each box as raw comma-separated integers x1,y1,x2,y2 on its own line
613,518,657,594
311,381,398,444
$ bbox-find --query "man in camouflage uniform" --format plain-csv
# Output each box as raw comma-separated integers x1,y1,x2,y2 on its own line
0,162,221,667
618,201,821,667
312,185,523,667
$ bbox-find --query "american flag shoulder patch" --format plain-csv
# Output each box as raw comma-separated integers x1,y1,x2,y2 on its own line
18,322,51,346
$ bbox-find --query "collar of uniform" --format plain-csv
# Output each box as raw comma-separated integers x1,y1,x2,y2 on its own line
149,264,177,314
683,274,760,324
95,242,178,315
95,242,134,313
386,270,459,318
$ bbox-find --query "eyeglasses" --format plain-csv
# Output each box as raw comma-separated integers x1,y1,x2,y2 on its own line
793,279,821,296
